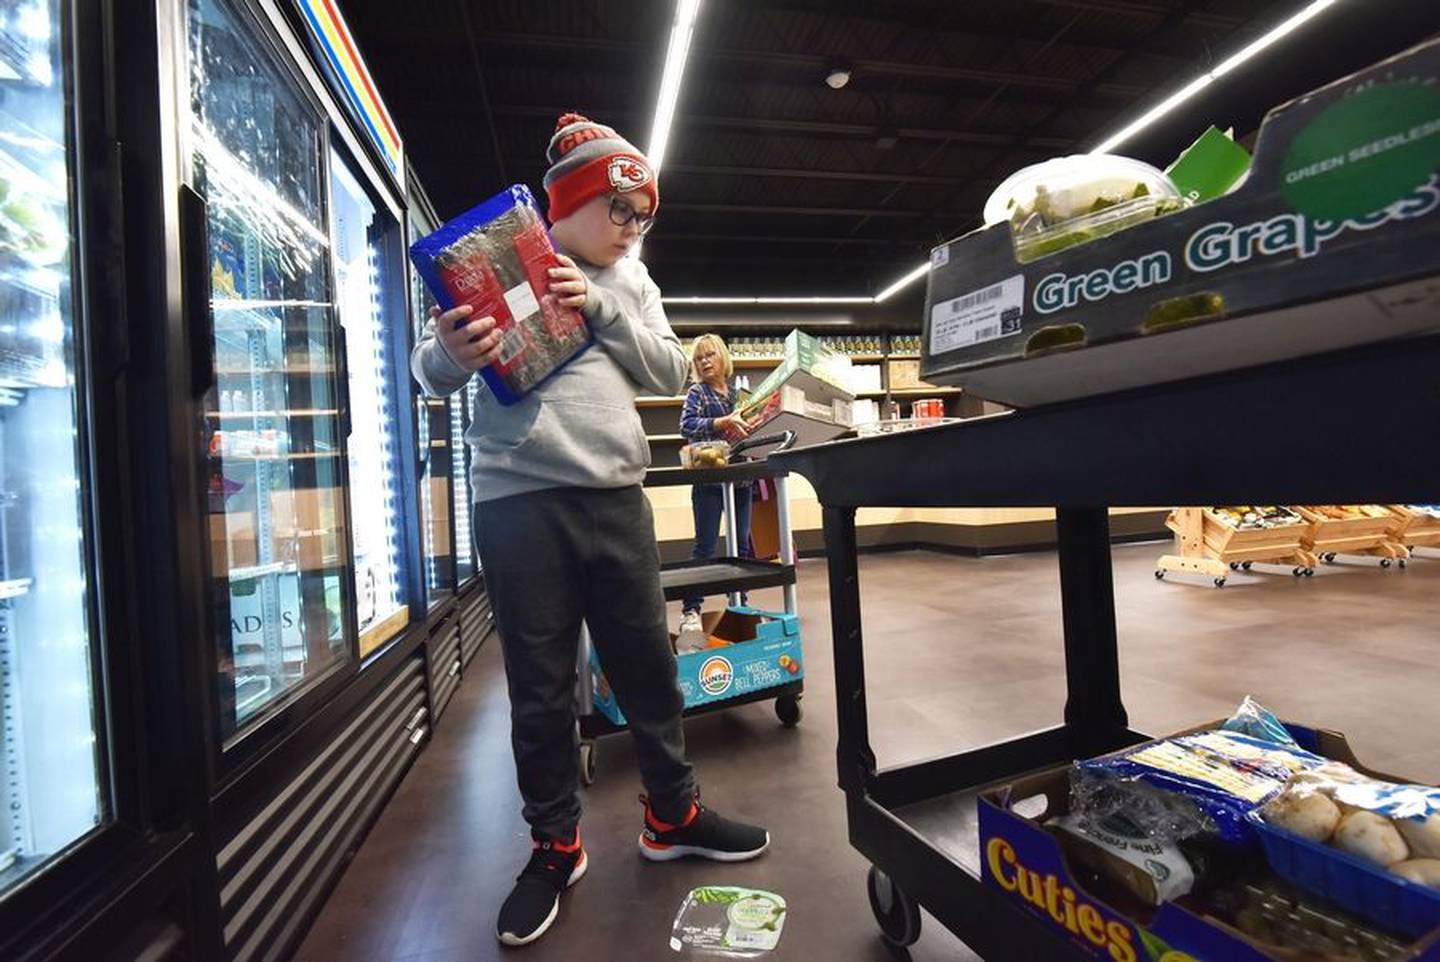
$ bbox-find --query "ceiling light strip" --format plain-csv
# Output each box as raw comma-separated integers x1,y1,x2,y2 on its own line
646,0,703,174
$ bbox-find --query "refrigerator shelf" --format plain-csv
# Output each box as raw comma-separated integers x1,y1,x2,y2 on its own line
227,561,298,582
205,408,338,419
0,578,32,600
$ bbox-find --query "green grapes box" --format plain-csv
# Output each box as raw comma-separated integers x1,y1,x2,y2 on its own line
921,39,1440,407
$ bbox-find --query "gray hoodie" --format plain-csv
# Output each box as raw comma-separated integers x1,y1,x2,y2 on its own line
410,252,687,503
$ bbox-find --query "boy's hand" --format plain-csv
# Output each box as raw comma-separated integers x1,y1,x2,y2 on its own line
431,305,504,372
548,254,588,312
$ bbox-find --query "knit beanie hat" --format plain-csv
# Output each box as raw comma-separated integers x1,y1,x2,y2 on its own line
543,112,659,223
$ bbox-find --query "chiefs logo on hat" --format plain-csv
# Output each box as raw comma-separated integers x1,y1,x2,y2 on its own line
607,157,652,193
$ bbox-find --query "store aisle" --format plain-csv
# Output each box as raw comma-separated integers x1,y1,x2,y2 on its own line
295,544,1440,961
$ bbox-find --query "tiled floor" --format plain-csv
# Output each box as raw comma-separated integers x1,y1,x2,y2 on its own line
295,544,1440,961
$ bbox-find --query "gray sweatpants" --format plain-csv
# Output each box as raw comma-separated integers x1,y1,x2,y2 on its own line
476,484,697,838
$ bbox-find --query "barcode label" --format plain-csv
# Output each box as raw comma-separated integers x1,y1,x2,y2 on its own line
930,274,1024,354
498,326,527,364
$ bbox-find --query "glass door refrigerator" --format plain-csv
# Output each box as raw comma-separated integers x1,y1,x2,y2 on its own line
184,0,357,746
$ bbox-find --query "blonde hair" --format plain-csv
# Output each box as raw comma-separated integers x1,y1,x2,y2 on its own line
689,333,733,383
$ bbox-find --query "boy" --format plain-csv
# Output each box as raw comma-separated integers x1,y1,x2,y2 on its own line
411,113,769,948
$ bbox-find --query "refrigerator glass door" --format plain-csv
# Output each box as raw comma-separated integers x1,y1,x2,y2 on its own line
0,0,106,893
186,0,353,741
408,218,453,606
329,150,407,657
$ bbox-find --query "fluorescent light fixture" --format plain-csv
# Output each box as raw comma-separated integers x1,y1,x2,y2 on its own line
1090,0,1339,154
670,0,1340,303
874,262,930,303
645,0,703,174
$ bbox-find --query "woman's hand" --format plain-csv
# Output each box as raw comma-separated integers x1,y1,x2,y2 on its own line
716,412,753,439
548,254,588,311
432,305,504,371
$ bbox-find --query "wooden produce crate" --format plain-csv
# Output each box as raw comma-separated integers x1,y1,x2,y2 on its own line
1157,506,1315,587
1385,504,1440,551
1297,505,1406,565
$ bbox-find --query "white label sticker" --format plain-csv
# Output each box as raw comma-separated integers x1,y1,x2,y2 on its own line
498,326,528,364
502,280,541,322
929,274,1024,355
930,245,950,268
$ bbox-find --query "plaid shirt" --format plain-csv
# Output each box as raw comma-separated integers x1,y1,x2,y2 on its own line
680,381,737,442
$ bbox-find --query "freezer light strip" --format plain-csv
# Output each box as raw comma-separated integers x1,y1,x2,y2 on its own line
366,249,402,618
662,0,1342,306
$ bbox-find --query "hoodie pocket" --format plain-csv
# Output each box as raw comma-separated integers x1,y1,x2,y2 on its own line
536,398,650,475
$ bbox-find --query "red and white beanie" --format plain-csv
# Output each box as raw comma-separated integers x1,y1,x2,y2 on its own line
543,112,659,223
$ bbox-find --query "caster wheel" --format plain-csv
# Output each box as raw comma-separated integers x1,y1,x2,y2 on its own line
1399,558,1408,569
579,740,597,786
1229,562,1240,571
775,694,803,728
1304,568,1314,576
1214,577,1227,588
1380,558,1392,569
867,866,920,949
1241,561,1253,571
1292,566,1304,577
1154,569,1165,580
1325,553,1337,564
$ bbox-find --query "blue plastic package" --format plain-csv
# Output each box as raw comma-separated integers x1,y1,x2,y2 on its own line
409,184,592,404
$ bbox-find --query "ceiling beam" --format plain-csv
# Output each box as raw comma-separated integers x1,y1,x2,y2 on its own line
373,30,1147,98
485,105,1075,150
1027,0,1244,29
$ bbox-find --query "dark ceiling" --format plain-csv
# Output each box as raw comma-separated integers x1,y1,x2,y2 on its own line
342,0,1440,299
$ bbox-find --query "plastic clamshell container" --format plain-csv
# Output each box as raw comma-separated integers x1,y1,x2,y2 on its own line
1252,815,1440,939
681,440,731,469
982,153,1182,226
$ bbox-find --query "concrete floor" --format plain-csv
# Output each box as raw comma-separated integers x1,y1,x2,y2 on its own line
294,543,1440,962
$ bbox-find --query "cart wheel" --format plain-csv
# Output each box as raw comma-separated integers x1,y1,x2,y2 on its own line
1214,577,1227,588
579,740,597,786
1380,558,1392,569
1229,562,1239,571
1154,569,1165,580
1241,561,1253,571
1304,567,1315,577
1292,566,1304,577
1399,558,1408,569
866,866,920,949
1325,553,1337,563
775,694,802,728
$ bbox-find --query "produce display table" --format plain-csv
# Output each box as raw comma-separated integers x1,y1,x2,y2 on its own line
769,335,1440,959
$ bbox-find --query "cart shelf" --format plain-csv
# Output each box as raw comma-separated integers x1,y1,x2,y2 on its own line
768,334,1440,958
658,557,795,602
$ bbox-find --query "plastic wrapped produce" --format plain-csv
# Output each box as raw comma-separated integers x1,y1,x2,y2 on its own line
410,184,591,404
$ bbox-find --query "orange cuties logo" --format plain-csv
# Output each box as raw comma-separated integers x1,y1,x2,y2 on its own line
608,157,652,192
698,656,733,696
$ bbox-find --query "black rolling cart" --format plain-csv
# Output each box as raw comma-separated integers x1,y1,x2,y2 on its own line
575,434,805,785
769,336,1440,958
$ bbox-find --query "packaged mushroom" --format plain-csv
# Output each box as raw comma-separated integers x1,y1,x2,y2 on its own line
410,184,592,404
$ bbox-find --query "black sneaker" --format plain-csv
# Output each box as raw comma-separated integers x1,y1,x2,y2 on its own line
638,795,769,862
496,830,588,947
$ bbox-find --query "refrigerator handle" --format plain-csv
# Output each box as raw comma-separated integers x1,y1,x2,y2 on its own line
335,323,352,439
179,185,216,399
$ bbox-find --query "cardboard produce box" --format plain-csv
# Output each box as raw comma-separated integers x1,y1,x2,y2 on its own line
744,384,853,452
886,358,938,390
921,38,1440,407
978,721,1440,961
739,329,854,415
589,607,802,726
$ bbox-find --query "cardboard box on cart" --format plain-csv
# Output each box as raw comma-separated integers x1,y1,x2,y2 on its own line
976,722,1440,961
589,607,802,726
920,38,1440,408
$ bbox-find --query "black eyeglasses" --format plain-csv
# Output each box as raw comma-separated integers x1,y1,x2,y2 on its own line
608,196,656,235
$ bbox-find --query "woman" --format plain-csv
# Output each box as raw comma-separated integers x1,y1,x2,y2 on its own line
411,114,768,949
678,333,755,639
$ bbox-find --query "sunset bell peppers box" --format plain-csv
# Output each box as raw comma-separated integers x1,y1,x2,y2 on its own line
920,38,1440,407
589,607,802,726
976,721,1440,961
